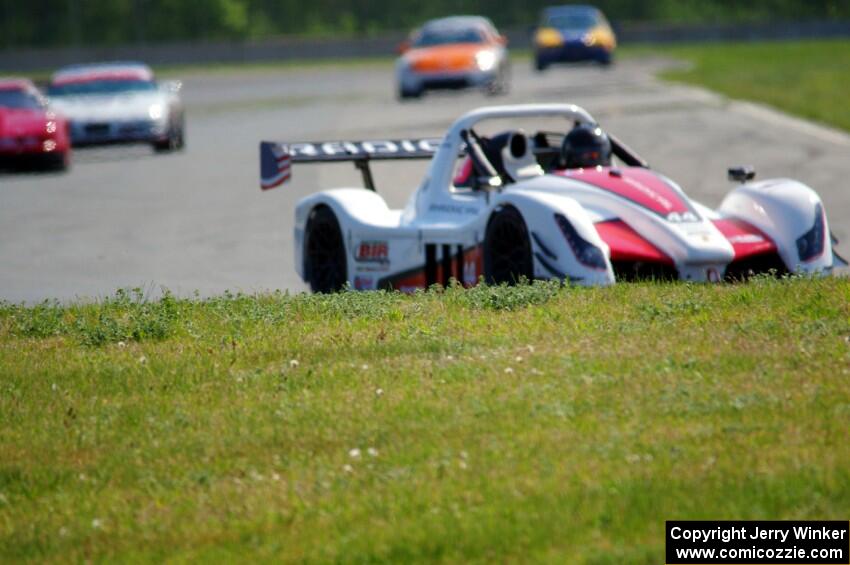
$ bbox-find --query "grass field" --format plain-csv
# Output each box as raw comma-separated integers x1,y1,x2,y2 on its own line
1,278,849,562
654,39,850,133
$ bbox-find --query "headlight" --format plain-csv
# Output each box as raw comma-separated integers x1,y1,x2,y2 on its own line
796,203,825,262
475,51,497,72
46,121,57,134
555,213,607,270
148,104,165,121
535,27,563,48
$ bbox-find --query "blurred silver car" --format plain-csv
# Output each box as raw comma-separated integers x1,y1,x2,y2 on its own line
396,16,510,100
47,62,185,152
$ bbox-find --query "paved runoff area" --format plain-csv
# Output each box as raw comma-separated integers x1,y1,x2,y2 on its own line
2,57,849,302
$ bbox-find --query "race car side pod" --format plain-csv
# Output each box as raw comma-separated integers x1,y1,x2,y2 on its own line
260,138,444,192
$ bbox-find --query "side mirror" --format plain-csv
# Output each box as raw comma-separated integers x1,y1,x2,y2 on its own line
160,80,182,94
397,40,410,55
497,35,508,46
728,166,756,183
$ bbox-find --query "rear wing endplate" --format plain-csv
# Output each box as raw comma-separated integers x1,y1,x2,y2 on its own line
260,138,443,191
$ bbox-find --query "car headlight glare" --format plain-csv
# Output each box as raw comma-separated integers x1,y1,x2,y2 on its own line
475,51,497,72
148,104,165,121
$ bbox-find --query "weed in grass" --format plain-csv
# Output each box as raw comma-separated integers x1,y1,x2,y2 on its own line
446,278,562,311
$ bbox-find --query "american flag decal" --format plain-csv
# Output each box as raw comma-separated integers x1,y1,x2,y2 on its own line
260,141,292,190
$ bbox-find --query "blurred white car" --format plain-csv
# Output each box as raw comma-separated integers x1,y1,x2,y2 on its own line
47,62,185,152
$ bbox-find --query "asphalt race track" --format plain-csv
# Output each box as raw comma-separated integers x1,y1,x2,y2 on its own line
1,57,848,302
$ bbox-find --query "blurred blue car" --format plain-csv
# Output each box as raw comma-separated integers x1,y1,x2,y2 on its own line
532,5,617,71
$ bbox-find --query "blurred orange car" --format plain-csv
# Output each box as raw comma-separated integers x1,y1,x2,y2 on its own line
396,16,510,100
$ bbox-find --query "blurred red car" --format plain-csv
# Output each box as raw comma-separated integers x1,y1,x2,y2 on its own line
0,79,71,171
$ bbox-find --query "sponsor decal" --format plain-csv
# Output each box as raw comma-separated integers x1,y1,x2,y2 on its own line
712,218,777,259
355,241,389,264
287,138,442,159
355,265,389,273
622,176,674,211
666,211,700,224
728,234,765,244
428,203,480,216
353,276,375,290
559,168,698,220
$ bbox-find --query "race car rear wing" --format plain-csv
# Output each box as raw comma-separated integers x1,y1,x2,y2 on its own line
260,138,443,191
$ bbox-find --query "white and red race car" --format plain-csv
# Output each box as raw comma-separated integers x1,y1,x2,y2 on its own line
260,104,844,292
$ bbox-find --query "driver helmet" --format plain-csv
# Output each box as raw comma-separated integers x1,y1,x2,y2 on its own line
561,124,612,169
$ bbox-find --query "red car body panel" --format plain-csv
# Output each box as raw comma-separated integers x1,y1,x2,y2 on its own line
711,217,778,260
559,166,779,268
594,219,674,265
556,167,696,218
0,79,71,163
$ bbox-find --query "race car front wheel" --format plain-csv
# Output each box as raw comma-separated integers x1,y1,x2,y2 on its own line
153,116,186,153
485,64,511,96
304,205,348,293
484,205,534,285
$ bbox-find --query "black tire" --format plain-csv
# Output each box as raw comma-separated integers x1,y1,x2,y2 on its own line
397,85,422,101
153,116,185,153
484,205,534,285
43,152,70,173
304,205,348,293
534,56,548,73
485,64,510,96
175,119,186,150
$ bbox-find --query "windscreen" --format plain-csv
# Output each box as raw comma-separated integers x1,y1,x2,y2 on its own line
413,27,485,48
545,11,598,30
0,89,42,109
47,79,157,97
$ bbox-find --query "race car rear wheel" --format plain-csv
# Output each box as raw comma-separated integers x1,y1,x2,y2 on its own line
304,205,348,293
484,205,534,285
